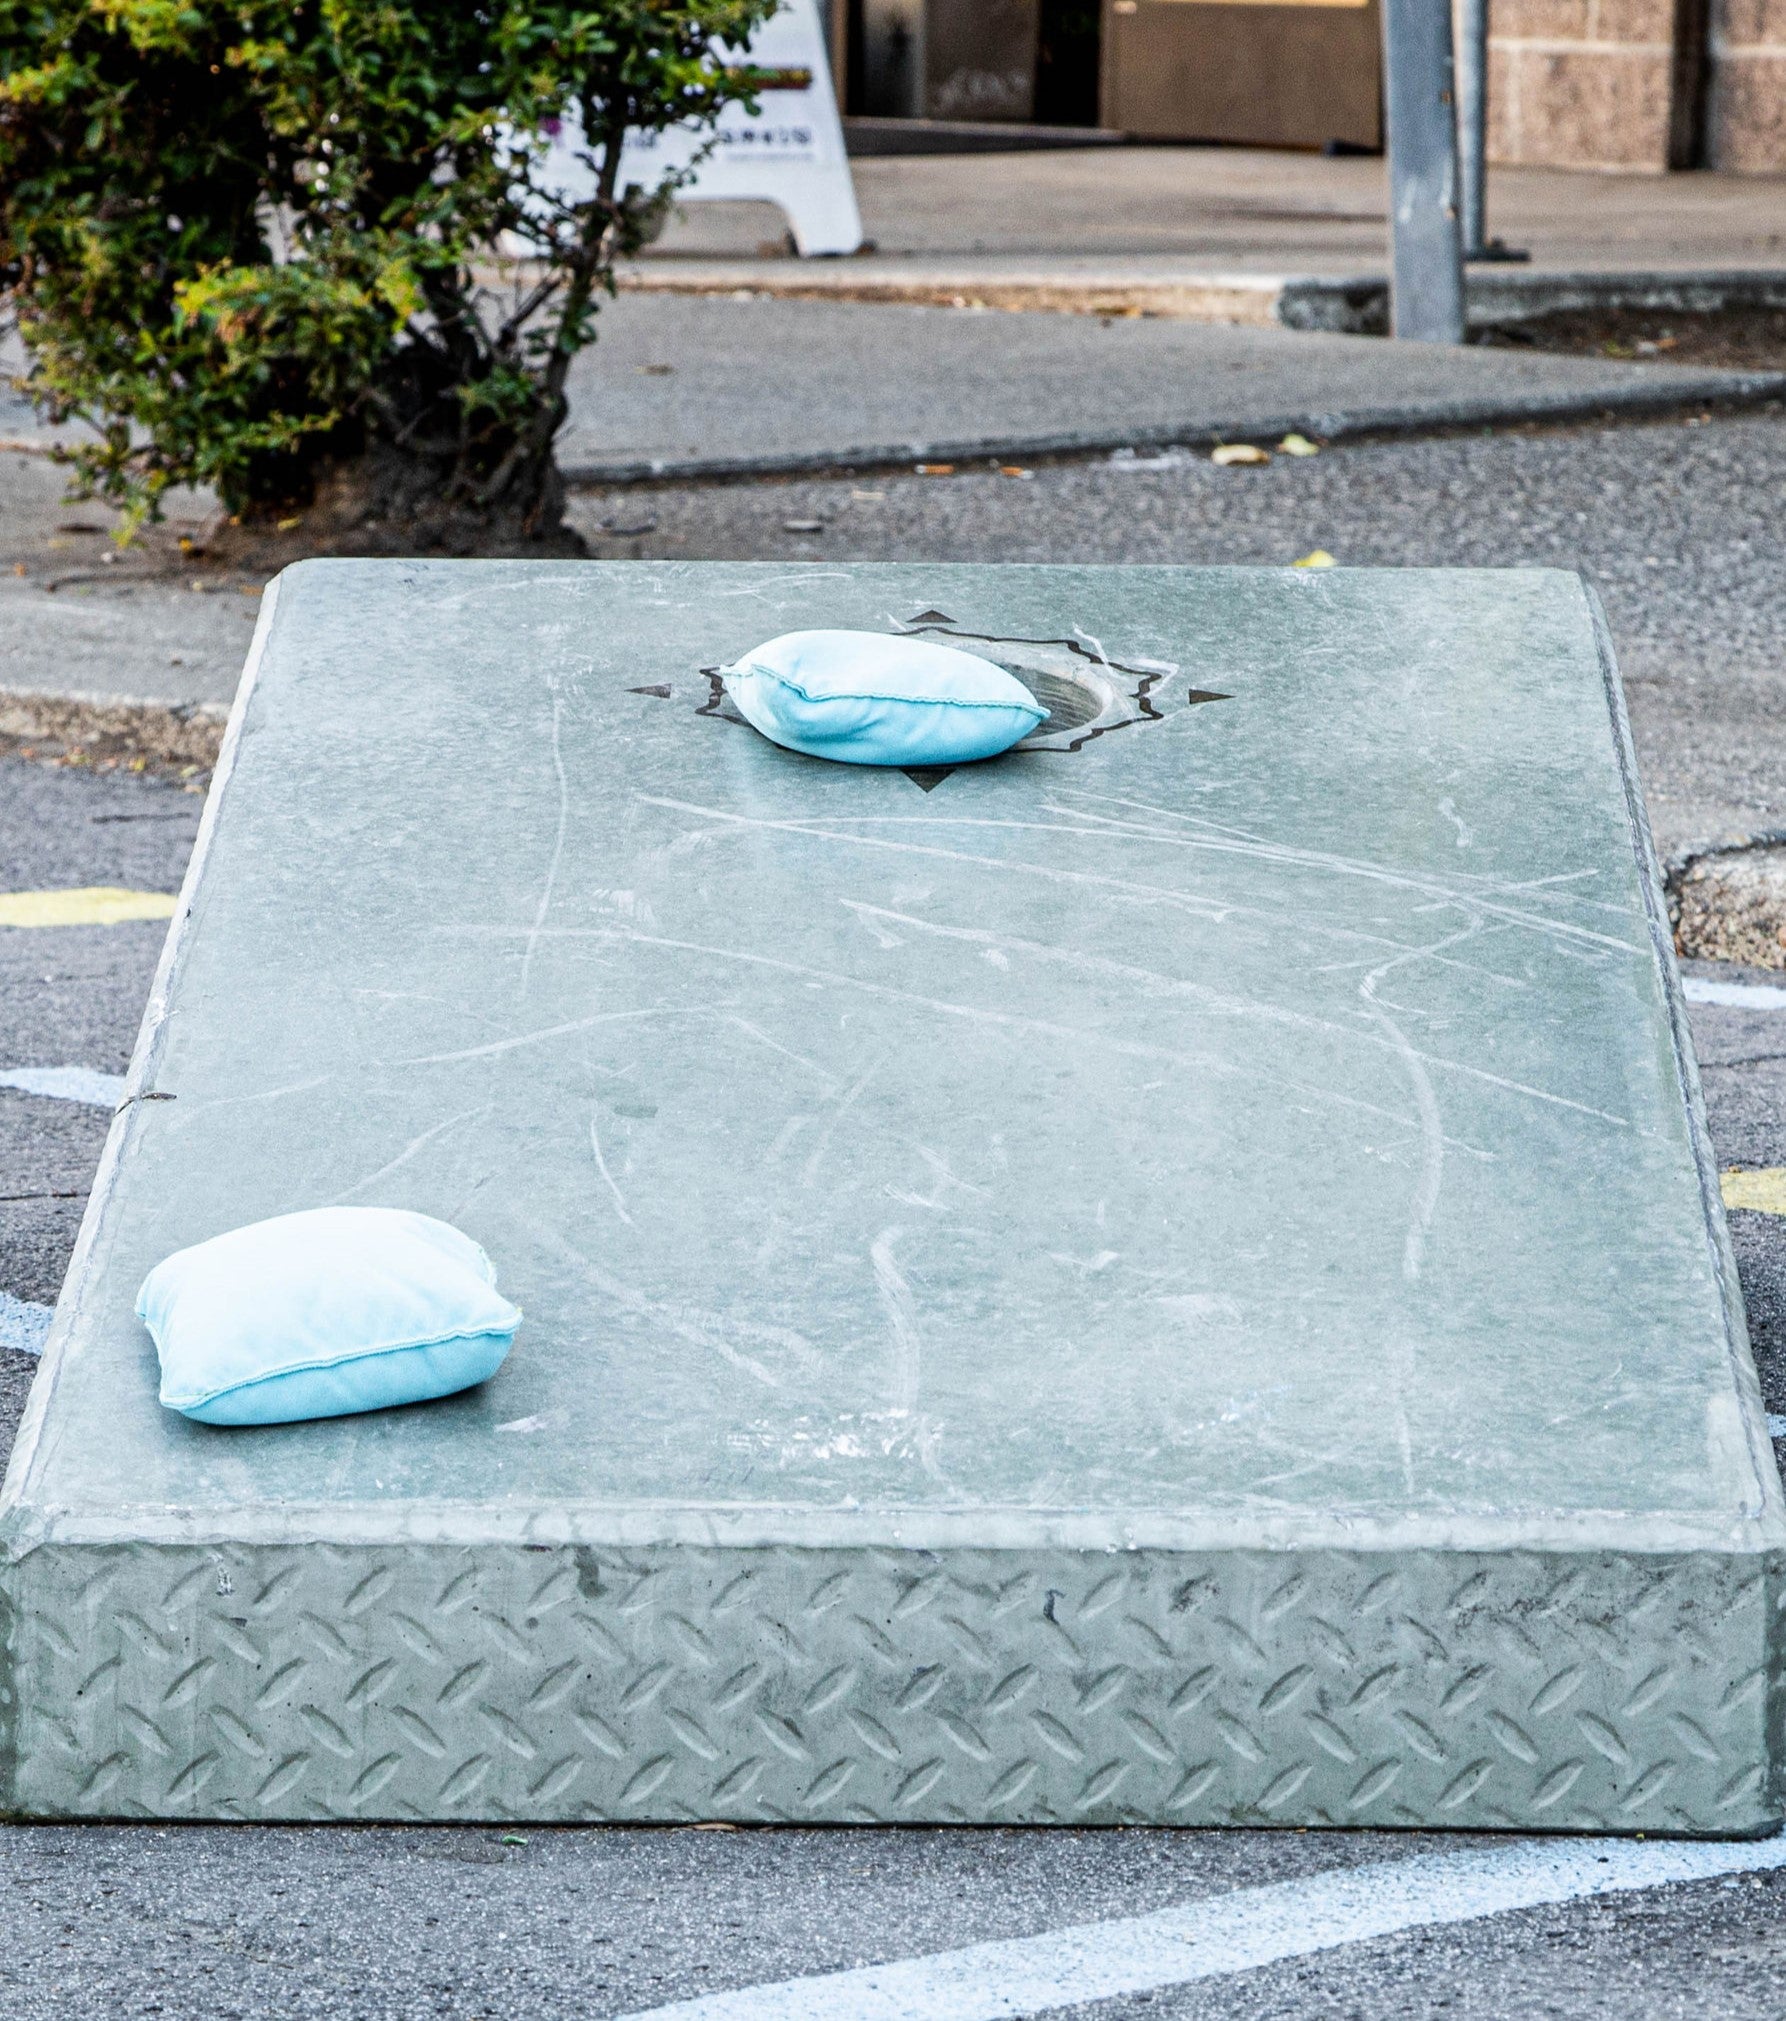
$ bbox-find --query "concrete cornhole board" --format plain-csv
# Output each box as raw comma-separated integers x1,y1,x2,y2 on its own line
4,559,1780,1831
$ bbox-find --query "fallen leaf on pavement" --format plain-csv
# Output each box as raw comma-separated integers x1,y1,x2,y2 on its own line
1211,443,1270,466
1294,550,1336,569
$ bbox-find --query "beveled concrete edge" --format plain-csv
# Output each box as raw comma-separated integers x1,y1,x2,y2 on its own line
7,1498,1786,1558
1582,576,1786,1537
1279,268,1786,333
557,368,1786,484
0,576,281,1526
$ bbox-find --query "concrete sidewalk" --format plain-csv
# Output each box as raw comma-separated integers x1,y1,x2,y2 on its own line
625,145,1786,325
552,294,1786,480
13,296,1779,488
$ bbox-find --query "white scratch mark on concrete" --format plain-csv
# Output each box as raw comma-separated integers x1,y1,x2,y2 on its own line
535,1224,811,1387
1070,624,1109,667
397,1006,685,1066
835,897,1613,1133
851,908,906,950
589,1110,636,1226
1367,997,1444,1285
333,1105,491,1204
714,571,851,601
1437,797,1473,849
870,1227,922,1416
519,692,569,1002
802,1065,880,1189
178,1074,333,1111
764,1115,810,1163
1050,790,1644,956
1049,1250,1121,1276
499,921,1493,1148
723,1016,843,1094
637,793,1616,1006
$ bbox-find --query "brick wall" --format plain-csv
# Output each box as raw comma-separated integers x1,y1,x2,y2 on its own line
1485,0,1786,170
1707,0,1786,166
1486,1,1688,172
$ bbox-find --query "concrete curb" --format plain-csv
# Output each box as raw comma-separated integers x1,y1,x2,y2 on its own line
559,366,1786,485
0,689,228,770
617,268,1289,324
618,262,1786,330
1281,267,1786,335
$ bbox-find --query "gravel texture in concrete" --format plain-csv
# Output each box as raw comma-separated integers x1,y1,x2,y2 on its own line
1675,847,1786,966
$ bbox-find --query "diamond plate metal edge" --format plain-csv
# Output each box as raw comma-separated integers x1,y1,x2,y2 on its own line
0,1541,1778,1831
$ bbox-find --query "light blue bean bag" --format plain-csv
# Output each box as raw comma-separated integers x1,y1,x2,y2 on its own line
137,1207,521,1426
721,629,1046,767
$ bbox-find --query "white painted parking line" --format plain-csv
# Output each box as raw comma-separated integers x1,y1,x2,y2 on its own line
1683,977,1786,1009
617,1834,1786,2021
0,1066,126,1108
0,1291,52,1358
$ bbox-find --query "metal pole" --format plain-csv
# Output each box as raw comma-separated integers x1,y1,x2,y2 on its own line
1380,0,1466,344
1456,0,1487,261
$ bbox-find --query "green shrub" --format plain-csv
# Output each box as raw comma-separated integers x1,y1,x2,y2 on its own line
0,0,775,545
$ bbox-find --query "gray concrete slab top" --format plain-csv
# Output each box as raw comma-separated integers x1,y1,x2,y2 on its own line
3,559,1780,1831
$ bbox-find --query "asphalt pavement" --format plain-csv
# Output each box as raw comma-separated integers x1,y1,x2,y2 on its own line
6,406,1786,2018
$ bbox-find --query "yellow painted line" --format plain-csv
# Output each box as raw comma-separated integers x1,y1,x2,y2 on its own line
1721,1168,1786,1216
0,887,178,928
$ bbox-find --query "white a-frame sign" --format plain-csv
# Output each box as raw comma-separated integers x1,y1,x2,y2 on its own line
540,0,864,258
